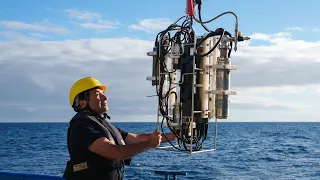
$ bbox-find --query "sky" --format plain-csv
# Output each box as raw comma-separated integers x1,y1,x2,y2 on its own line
0,0,320,122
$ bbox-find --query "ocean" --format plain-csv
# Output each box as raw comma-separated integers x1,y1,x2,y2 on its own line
0,122,319,180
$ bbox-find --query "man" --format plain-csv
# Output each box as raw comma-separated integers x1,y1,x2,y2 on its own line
63,77,176,180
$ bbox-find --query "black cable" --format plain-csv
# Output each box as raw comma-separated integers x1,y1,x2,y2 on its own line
196,2,210,32
153,16,215,152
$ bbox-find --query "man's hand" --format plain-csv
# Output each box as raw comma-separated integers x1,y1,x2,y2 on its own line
147,129,162,148
161,133,176,142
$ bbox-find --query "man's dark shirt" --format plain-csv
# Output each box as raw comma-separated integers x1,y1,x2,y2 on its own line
68,114,128,180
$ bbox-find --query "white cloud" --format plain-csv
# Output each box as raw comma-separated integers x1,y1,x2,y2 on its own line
250,33,271,41
28,32,50,39
232,95,304,109
234,32,320,67
250,32,292,42
0,37,153,65
0,31,35,40
129,18,173,32
65,9,101,21
0,20,69,34
79,20,120,29
231,87,314,110
286,27,305,31
235,85,320,95
65,9,121,29
312,28,320,32
286,26,320,32
0,31,50,41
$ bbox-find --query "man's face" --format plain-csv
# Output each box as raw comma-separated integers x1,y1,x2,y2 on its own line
88,87,108,115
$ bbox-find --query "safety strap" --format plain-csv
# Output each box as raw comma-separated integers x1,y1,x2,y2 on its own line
101,119,125,145
85,114,125,146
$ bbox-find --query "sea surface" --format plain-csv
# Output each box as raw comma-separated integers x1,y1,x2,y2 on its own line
0,122,319,180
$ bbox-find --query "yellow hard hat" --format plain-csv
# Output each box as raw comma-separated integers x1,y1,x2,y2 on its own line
69,77,107,107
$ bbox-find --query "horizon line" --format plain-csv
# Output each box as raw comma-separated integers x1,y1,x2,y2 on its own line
0,121,319,123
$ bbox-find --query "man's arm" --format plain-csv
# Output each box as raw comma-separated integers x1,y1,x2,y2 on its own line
125,132,176,144
72,121,162,161
89,129,162,161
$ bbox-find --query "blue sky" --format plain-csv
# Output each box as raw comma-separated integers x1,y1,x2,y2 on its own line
0,0,320,122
